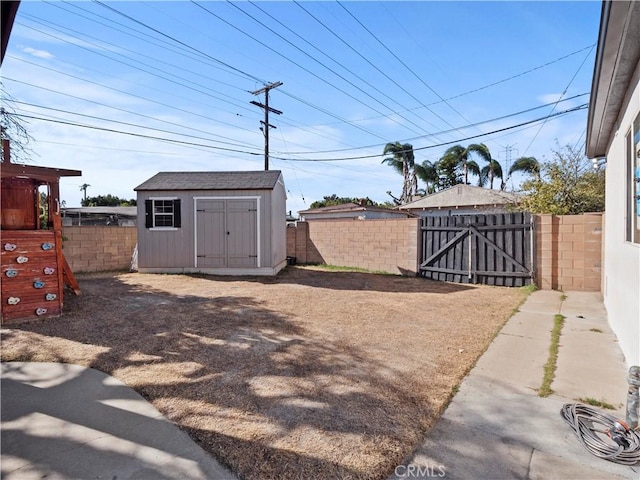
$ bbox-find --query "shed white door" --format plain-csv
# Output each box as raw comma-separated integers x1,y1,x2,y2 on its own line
196,199,258,268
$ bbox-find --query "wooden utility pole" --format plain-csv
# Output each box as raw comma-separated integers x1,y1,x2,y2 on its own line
250,81,283,170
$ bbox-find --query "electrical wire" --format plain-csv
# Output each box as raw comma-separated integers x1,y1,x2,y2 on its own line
231,1,449,142
279,93,589,155
8,112,263,156
92,0,266,84
192,1,431,139
337,1,478,137
561,403,640,465
523,44,596,156
271,104,588,161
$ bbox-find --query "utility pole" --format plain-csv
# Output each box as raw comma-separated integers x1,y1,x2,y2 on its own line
501,143,518,190
250,81,283,170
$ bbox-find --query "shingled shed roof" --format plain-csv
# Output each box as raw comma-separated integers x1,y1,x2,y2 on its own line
135,170,282,191
398,184,519,210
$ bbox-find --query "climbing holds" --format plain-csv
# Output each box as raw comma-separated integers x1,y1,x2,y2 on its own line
5,269,18,278
44,267,55,275
16,256,28,264
45,293,57,301
41,243,54,250
7,297,20,305
35,308,47,316
4,243,17,251
33,280,45,289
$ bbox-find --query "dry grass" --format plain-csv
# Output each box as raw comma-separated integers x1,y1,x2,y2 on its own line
1,266,528,479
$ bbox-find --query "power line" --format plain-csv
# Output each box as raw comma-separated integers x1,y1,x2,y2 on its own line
337,1,480,136
47,0,255,86
192,1,432,139
522,44,596,155
4,102,587,164
271,104,588,162
2,77,259,149
278,93,589,155
5,57,260,135
92,0,266,84
8,112,263,156
231,1,450,142
19,13,257,113
13,100,264,152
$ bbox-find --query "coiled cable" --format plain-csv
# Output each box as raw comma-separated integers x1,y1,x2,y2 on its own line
561,403,640,465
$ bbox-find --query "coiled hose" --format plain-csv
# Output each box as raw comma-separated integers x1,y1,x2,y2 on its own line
561,403,640,465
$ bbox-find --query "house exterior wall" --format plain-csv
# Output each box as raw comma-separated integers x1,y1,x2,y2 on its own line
62,226,137,272
286,218,420,275
602,64,640,367
136,188,282,274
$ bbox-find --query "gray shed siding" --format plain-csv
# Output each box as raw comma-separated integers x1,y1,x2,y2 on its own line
270,176,287,267
137,185,286,274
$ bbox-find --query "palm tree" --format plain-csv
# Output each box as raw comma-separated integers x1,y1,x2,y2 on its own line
502,156,540,190
479,159,504,189
79,183,90,202
414,159,439,194
440,143,488,185
382,142,417,203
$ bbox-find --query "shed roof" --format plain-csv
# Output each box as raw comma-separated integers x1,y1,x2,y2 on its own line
398,184,519,210
135,170,282,191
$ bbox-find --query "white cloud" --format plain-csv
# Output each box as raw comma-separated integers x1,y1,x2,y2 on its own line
22,47,54,59
538,93,564,105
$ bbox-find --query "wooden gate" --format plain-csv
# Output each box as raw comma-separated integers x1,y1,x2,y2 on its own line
420,212,534,287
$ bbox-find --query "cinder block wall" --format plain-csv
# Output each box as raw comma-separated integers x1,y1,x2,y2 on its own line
535,213,603,291
287,219,420,275
62,226,137,273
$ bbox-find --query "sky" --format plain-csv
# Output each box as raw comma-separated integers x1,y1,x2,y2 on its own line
1,1,602,213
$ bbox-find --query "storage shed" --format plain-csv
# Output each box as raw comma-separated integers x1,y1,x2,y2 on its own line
134,170,287,275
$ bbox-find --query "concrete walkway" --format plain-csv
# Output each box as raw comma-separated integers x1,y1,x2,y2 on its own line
391,290,639,479
1,362,235,480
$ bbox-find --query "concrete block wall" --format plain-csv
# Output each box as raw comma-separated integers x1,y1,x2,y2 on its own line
286,219,420,275
534,213,603,291
62,226,137,273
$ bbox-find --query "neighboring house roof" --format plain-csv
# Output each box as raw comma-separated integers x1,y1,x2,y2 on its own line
134,170,282,191
398,184,519,210
586,0,640,158
62,207,137,217
298,202,413,217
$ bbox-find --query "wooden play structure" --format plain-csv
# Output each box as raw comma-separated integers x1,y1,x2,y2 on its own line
1,159,82,322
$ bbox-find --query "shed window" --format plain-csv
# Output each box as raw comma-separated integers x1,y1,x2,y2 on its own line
145,199,181,229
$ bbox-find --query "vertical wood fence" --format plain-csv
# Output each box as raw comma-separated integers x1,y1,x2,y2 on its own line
420,213,534,287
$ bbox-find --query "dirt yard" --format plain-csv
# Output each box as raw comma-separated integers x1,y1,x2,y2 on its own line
1,266,529,479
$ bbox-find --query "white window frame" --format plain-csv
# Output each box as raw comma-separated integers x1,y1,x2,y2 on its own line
149,197,179,231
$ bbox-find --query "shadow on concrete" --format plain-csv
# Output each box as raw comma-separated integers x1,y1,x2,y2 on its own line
1,362,233,479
